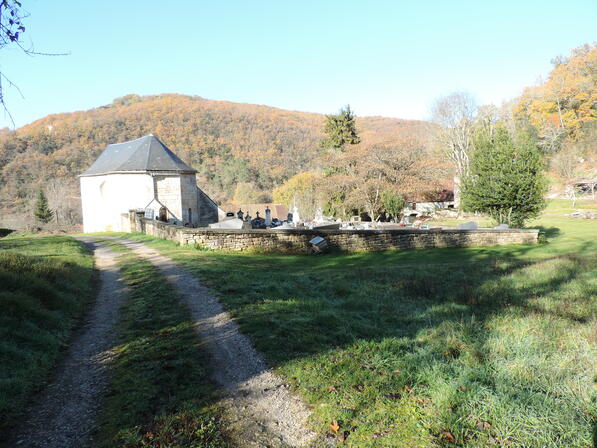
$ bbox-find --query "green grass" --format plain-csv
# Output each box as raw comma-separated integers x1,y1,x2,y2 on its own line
121,209,597,447
541,198,597,215
0,235,95,434
427,198,597,228
96,241,227,448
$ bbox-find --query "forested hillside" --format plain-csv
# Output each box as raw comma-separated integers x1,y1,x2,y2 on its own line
515,43,597,187
0,94,431,227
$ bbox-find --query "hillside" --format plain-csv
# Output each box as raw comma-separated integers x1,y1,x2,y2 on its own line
0,94,434,227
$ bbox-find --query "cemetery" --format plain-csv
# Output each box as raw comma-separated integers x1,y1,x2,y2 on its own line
128,210,539,253
1,6,593,444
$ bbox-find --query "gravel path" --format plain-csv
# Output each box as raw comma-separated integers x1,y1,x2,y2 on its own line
10,238,128,448
112,238,323,448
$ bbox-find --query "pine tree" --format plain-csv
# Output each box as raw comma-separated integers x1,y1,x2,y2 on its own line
462,127,547,228
320,105,361,217
34,190,54,224
320,105,361,151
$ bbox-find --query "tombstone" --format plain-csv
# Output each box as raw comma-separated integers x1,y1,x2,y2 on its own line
251,212,265,229
314,207,324,223
494,223,509,230
265,206,272,227
457,221,478,230
292,205,301,224
237,209,244,220
209,218,245,229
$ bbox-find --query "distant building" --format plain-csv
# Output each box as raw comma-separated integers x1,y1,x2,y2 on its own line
403,188,455,217
80,134,218,232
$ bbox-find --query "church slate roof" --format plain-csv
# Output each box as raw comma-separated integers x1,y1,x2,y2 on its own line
80,134,196,176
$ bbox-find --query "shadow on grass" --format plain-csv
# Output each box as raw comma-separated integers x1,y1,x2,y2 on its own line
161,234,596,447
535,225,561,240
0,236,96,445
95,248,227,448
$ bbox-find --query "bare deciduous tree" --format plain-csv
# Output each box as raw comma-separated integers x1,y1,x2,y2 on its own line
538,123,567,153
0,1,66,125
431,91,477,208
0,0,28,124
551,146,582,181
45,178,81,228
321,136,442,222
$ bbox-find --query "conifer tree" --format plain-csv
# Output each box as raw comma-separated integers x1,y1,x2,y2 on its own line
34,190,54,224
462,126,547,227
320,105,361,151
320,105,361,217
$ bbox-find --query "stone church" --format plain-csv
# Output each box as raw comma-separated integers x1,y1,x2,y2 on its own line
80,134,219,232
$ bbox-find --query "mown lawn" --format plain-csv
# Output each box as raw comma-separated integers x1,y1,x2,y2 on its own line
427,198,596,228
95,240,228,448
124,210,596,448
0,235,95,435
541,198,597,215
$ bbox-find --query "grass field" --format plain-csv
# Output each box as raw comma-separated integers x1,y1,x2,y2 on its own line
0,235,95,434
123,208,596,447
540,198,597,215
95,240,227,448
427,198,597,228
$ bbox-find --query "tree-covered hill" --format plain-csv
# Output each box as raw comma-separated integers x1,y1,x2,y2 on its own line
0,94,431,225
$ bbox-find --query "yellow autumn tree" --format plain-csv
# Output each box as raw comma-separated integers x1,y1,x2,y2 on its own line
272,172,321,220
515,43,597,151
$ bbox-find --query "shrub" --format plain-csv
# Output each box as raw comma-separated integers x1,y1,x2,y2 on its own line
462,127,547,227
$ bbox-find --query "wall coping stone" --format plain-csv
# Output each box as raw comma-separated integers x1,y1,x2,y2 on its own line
141,218,539,236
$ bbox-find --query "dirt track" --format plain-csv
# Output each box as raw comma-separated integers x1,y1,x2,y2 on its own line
11,237,323,448
111,238,322,448
11,239,127,448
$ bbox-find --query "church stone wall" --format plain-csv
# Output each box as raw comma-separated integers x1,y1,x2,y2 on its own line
134,215,539,254
81,173,154,232
154,175,182,221
180,174,199,226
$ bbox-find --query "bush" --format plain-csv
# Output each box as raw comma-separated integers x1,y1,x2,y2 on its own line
462,127,547,227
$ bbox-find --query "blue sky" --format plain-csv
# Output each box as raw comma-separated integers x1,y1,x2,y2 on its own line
0,0,595,128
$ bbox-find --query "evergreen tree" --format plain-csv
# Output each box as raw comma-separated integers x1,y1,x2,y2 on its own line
320,105,361,217
34,190,54,224
381,191,405,222
462,127,547,227
320,105,361,151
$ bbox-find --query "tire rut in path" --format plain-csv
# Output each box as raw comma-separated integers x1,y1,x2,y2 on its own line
10,239,127,448
112,238,323,448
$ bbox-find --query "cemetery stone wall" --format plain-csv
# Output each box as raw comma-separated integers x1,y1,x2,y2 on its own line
133,213,539,254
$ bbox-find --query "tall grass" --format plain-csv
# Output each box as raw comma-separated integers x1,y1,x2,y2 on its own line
0,235,94,434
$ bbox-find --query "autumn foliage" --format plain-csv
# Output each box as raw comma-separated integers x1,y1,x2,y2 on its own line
515,43,596,152
0,94,430,222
